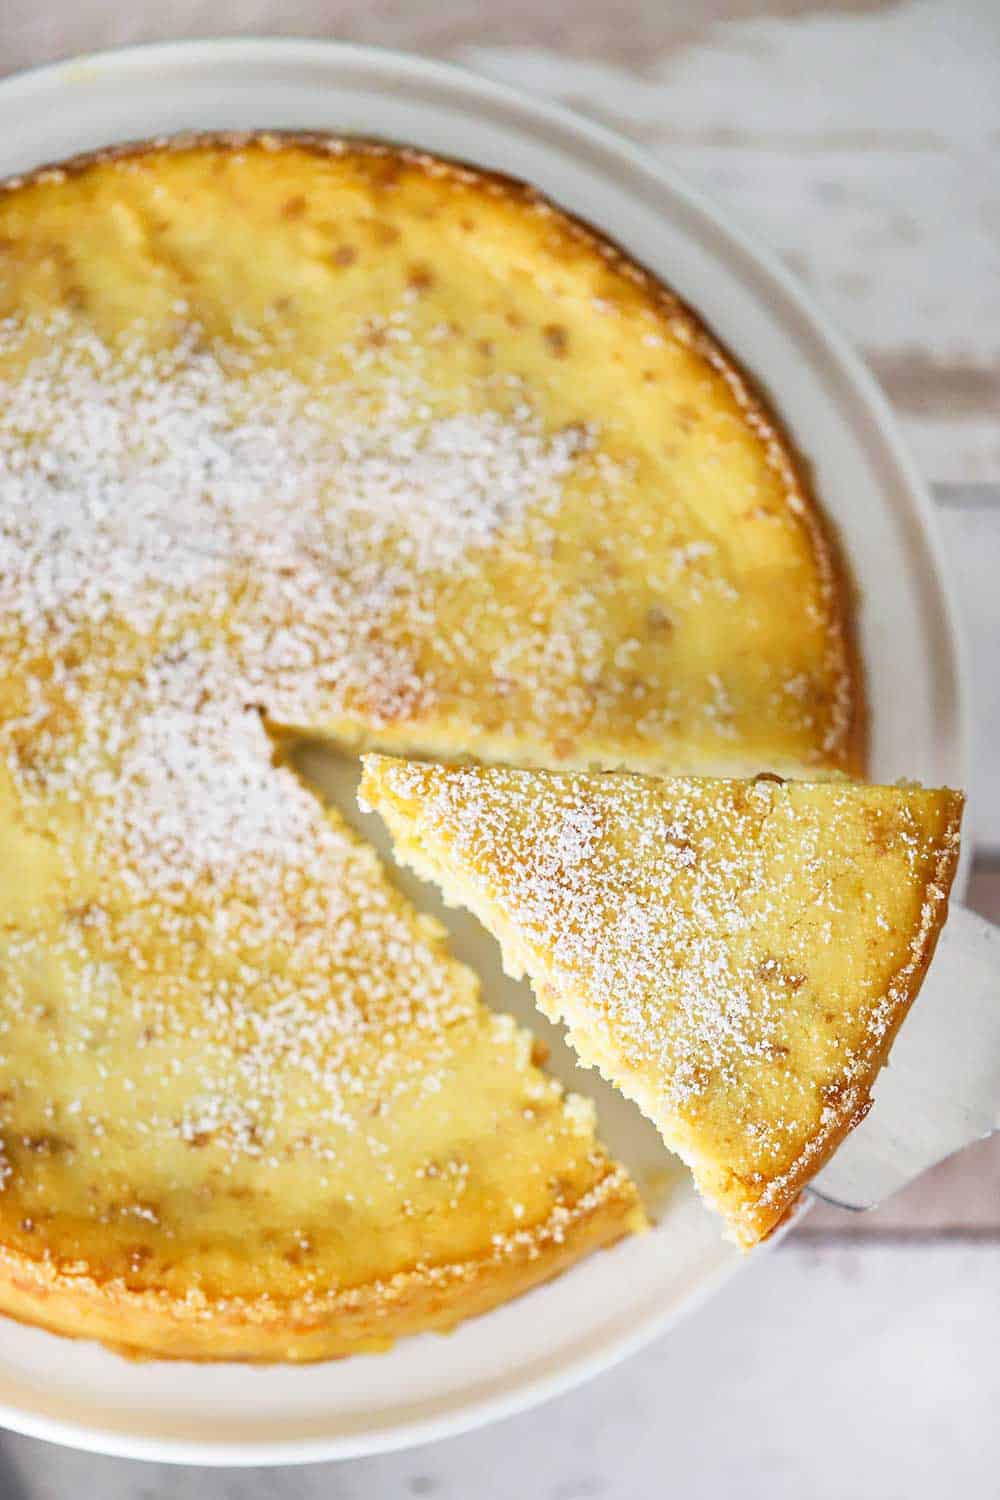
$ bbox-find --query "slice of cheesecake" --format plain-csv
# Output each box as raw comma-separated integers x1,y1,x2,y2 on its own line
360,757,963,1245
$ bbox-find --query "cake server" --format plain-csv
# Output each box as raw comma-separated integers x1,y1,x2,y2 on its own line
811,903,1000,1211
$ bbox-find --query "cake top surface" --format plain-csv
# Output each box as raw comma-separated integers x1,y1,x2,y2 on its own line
0,134,863,779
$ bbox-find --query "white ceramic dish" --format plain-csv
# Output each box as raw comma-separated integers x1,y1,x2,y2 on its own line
0,39,971,1466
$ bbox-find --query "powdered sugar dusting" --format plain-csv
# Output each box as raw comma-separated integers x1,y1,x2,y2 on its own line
378,764,793,1106
0,309,602,1169
365,757,961,1233
0,313,590,660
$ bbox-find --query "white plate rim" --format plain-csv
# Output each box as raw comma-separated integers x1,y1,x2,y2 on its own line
0,1222,793,1469
0,37,973,1466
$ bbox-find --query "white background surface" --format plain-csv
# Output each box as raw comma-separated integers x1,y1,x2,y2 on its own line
0,3,998,1496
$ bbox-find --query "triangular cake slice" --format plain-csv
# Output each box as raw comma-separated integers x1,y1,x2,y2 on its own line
360,758,963,1245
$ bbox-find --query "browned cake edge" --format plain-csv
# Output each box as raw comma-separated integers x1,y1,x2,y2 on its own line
2,128,867,776
0,1162,640,1362
728,789,965,1246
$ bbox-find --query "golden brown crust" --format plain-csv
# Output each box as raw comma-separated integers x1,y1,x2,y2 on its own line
0,1166,639,1362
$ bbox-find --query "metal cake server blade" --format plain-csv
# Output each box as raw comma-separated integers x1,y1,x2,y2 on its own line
811,904,1000,1212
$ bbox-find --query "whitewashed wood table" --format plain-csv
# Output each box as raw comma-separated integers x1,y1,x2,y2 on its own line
0,3,997,1496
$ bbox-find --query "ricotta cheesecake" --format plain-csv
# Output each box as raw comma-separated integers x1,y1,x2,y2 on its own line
0,132,866,1355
